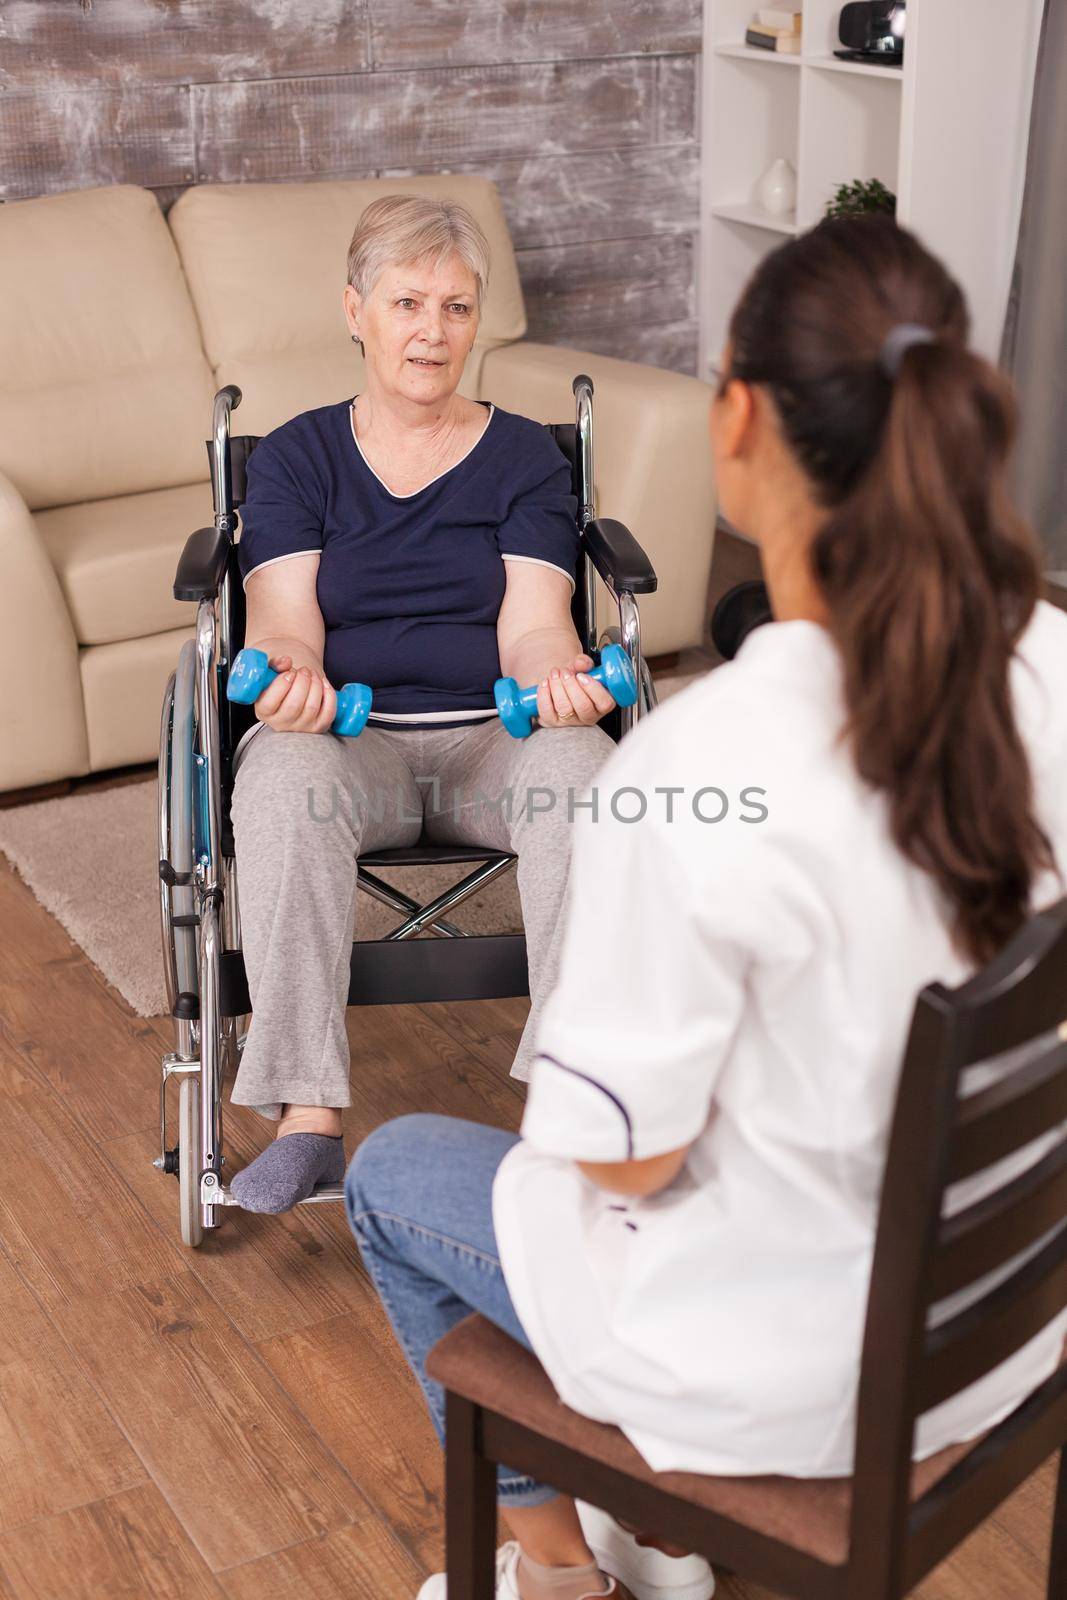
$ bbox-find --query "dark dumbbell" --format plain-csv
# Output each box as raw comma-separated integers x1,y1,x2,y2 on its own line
226,648,372,736
493,643,638,740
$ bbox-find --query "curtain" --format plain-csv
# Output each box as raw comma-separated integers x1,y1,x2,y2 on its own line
1001,0,1067,570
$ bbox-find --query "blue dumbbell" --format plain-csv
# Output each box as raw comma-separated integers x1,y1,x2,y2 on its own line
226,648,372,737
493,643,638,740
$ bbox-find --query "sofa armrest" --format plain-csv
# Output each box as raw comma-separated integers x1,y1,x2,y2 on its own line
480,342,716,658
0,470,89,792
584,518,657,597
174,525,231,602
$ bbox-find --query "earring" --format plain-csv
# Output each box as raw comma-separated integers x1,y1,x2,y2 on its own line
351,334,365,355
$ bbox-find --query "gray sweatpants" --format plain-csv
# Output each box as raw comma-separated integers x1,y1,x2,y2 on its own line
229,716,613,1118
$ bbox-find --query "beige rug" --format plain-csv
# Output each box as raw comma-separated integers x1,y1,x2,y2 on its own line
0,671,704,1019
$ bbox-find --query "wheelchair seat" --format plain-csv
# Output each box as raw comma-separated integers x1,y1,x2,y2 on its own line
358,842,516,869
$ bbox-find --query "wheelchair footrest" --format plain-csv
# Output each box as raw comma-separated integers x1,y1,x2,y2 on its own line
204,1178,345,1207
219,932,529,1015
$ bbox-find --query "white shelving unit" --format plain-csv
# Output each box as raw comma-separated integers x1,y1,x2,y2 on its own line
698,0,1045,375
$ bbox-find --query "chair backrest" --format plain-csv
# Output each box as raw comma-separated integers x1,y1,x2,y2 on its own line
850,895,1067,1583
169,176,527,440
0,185,215,510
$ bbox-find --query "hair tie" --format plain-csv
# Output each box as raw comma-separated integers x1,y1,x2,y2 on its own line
879,322,936,379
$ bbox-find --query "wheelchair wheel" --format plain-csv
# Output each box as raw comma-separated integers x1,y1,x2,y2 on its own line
598,626,657,716
178,1073,204,1248
710,580,774,662
166,638,200,1004
160,638,221,1246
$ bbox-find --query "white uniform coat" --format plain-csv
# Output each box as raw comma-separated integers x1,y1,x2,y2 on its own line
492,604,1067,1477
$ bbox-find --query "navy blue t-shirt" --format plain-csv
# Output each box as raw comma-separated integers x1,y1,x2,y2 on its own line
236,399,579,725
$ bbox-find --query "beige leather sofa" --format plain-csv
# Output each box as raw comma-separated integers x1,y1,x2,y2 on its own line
0,177,716,796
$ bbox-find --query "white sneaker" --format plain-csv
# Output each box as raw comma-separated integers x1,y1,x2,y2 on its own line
576,1503,715,1600
417,1540,621,1599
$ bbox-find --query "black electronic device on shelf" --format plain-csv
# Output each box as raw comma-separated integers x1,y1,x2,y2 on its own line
835,0,905,64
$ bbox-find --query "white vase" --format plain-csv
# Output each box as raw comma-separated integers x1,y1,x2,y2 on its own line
755,157,797,217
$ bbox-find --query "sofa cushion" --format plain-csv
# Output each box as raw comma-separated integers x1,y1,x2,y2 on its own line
81,625,196,773
0,186,217,512
36,482,213,647
168,175,527,437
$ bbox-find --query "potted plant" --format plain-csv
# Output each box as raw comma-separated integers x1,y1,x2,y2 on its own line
825,178,897,218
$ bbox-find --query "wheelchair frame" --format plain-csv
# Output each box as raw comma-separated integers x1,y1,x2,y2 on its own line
156,378,658,1245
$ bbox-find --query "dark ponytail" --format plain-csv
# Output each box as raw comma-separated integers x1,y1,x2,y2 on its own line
728,215,1055,966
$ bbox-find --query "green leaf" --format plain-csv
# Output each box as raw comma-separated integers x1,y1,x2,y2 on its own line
824,177,897,219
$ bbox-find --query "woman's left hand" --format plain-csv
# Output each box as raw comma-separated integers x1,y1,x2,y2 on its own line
536,654,618,729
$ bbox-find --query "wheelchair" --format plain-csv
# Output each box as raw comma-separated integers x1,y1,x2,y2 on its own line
156,378,659,1246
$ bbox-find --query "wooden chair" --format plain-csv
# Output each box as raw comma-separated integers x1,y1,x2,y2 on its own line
427,895,1067,1600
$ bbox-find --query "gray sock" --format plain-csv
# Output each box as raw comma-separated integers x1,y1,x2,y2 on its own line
231,1132,346,1213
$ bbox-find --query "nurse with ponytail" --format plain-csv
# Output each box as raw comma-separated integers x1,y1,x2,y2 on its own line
346,215,1067,1600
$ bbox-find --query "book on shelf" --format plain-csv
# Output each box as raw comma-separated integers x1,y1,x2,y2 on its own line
745,24,802,51
748,19,798,37
757,7,802,27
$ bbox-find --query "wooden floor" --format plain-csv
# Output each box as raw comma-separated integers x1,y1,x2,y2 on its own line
0,531,1058,1596
0,862,1057,1599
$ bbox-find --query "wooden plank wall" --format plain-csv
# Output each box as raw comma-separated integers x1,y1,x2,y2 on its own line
0,0,702,373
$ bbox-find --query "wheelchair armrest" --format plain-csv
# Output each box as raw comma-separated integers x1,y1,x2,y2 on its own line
583,518,657,596
174,526,231,602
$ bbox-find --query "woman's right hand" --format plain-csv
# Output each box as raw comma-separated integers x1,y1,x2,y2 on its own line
254,654,338,734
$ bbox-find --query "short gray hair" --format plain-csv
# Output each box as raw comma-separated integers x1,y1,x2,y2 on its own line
346,194,491,307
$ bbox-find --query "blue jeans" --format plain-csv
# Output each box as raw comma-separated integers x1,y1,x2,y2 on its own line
344,1113,559,1507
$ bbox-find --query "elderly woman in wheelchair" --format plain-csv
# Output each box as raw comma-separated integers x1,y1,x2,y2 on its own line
161,193,655,1218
